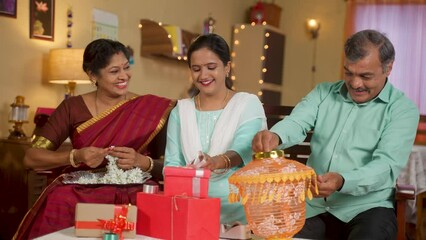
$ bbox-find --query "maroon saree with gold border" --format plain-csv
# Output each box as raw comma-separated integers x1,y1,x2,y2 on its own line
13,94,175,240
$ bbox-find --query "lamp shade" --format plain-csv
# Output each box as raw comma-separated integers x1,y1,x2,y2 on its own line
48,48,90,84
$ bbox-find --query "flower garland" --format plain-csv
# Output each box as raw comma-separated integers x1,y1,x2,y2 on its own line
63,155,151,184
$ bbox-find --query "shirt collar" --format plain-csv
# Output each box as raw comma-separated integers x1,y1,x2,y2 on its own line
336,79,390,105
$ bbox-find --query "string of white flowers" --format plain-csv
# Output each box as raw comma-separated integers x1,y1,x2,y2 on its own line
62,155,151,184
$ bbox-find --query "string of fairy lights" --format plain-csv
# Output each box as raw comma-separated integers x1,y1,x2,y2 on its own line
231,21,270,96
139,19,276,96
138,20,188,61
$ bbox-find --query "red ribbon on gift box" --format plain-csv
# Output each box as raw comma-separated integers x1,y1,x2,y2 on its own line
171,195,187,240
164,166,211,198
75,205,134,240
99,205,135,240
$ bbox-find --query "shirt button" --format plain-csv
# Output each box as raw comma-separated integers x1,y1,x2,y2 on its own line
325,206,330,211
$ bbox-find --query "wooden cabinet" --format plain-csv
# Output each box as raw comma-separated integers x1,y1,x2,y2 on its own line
139,19,198,62
0,138,31,240
0,138,71,240
231,24,285,105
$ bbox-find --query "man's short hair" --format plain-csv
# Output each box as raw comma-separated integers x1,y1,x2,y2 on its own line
344,29,395,72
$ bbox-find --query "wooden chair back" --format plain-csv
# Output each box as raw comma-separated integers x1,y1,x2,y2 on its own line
415,115,426,145
263,105,312,164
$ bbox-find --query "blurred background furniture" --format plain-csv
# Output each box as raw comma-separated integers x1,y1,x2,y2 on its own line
0,138,30,240
263,104,416,240
0,138,71,240
417,191,426,240
414,115,426,146
398,114,426,240
231,24,285,106
263,105,311,164
397,144,426,240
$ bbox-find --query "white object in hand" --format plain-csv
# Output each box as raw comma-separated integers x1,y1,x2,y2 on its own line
191,151,207,168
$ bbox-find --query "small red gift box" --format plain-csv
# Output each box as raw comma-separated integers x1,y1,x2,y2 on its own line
75,203,137,239
164,166,210,198
136,192,220,240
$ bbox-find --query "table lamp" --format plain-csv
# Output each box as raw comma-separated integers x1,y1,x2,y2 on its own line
8,96,30,140
47,48,91,97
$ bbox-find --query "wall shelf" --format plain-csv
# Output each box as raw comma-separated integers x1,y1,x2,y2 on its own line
139,19,199,62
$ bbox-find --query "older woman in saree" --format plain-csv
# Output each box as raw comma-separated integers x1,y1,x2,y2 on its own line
14,39,175,239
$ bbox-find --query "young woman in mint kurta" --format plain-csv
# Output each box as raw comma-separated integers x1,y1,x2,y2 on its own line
164,34,266,224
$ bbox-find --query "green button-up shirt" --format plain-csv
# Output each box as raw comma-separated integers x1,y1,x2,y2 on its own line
271,80,419,222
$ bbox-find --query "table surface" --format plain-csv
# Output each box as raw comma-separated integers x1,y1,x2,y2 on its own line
397,144,426,223
34,227,159,240
34,227,308,240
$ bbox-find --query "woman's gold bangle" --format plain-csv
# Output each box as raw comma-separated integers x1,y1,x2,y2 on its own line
219,154,231,169
69,149,80,168
213,154,231,175
146,156,154,173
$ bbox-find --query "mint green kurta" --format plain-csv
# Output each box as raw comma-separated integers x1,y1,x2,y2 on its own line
271,80,419,222
164,93,265,224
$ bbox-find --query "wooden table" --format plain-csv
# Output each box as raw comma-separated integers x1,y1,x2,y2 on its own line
34,227,309,240
34,227,158,240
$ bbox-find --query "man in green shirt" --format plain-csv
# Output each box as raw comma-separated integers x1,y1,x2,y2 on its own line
252,29,419,239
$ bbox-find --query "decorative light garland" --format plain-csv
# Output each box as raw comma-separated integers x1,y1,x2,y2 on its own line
231,24,271,96
138,19,189,61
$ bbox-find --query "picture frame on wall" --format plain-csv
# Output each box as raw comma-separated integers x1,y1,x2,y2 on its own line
30,0,54,41
0,0,17,18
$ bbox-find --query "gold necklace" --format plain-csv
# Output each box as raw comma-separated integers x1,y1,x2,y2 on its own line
94,92,127,116
94,91,99,116
197,89,229,111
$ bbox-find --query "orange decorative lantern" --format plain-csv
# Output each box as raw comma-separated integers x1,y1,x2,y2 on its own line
228,150,317,239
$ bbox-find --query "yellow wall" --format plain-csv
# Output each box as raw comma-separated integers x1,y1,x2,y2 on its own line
0,0,346,138
279,0,347,105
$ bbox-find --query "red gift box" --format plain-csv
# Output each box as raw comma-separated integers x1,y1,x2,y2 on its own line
136,192,220,240
164,166,210,198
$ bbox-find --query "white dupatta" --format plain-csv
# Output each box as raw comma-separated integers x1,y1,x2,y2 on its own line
178,92,252,164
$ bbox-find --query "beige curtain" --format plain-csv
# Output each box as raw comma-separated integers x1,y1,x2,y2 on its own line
345,0,426,38
344,0,426,114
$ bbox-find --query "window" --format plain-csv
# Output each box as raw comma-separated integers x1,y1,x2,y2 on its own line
346,1,426,114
